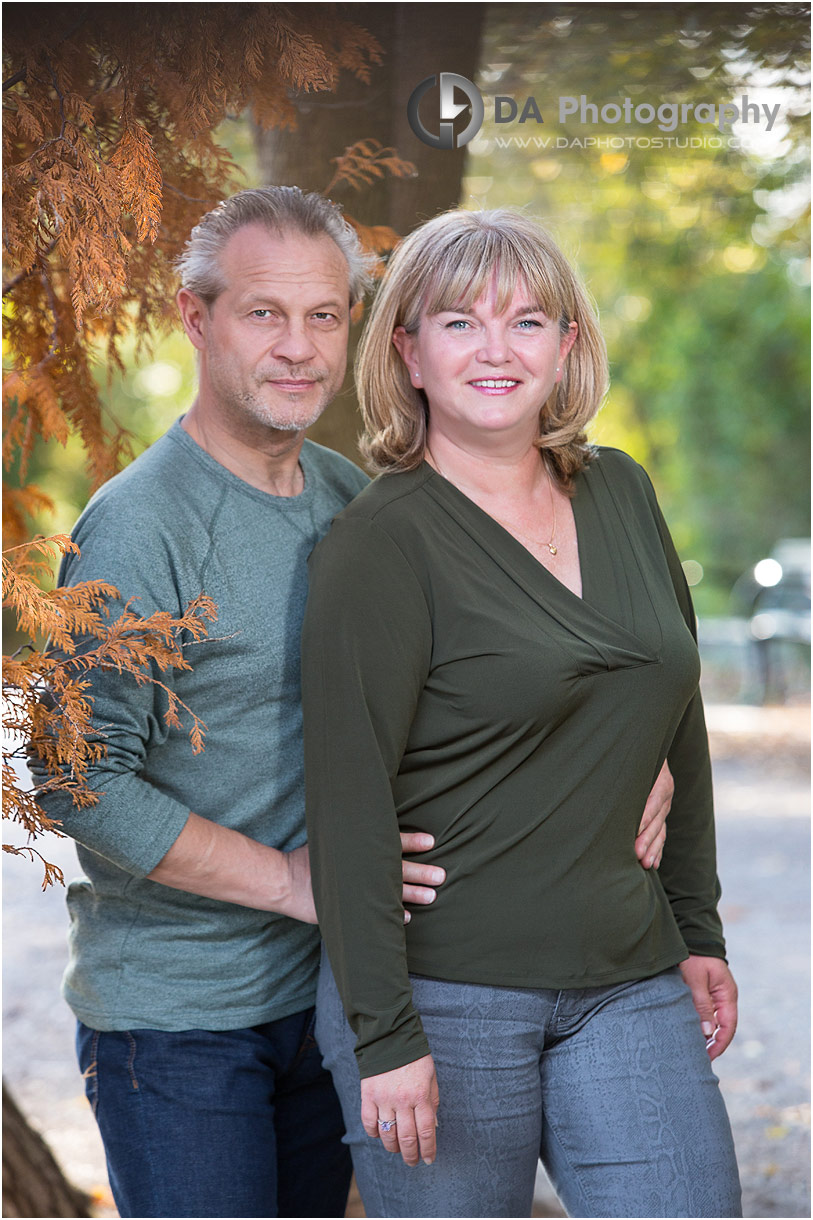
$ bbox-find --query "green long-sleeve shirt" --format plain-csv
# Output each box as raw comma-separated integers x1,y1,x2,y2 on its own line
302,448,726,1078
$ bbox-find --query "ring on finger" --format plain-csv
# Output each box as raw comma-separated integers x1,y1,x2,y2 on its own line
378,1118,397,1133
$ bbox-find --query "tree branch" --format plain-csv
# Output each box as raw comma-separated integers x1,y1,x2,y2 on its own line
2,239,60,297
3,67,27,92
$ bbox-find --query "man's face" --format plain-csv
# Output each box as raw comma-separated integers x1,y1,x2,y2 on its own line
194,223,351,434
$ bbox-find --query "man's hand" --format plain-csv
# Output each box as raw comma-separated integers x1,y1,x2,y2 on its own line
635,760,674,869
400,832,446,924
284,834,444,926
679,955,738,1060
361,1054,439,1167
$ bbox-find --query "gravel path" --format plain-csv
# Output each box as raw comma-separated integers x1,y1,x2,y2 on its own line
3,706,809,1219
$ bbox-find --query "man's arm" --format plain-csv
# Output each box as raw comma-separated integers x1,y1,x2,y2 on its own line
147,754,665,914
147,812,444,923
33,494,445,918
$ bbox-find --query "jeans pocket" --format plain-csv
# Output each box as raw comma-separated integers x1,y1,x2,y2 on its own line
292,1006,319,1069
76,1023,101,1116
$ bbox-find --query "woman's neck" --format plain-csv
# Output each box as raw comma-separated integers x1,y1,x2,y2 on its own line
425,431,548,502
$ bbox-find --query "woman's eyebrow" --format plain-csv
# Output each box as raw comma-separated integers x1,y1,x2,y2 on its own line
511,302,548,316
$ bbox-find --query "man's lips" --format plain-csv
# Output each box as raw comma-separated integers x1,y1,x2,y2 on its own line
264,377,322,391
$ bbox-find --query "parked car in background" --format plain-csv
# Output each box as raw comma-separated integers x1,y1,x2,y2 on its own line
728,539,811,703
745,539,811,647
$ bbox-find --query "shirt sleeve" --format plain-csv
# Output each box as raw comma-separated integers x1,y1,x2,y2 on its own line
28,508,193,877
302,516,434,1078
639,468,727,960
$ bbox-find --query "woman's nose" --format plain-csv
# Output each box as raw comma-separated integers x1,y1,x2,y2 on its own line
477,327,511,364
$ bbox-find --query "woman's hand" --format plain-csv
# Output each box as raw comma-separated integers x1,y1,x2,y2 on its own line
680,954,738,1060
360,1054,439,1166
635,760,674,869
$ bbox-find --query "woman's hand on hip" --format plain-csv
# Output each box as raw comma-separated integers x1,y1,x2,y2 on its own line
635,760,674,869
680,954,738,1060
360,1053,439,1167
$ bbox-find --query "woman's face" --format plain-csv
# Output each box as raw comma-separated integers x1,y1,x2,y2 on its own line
393,277,577,451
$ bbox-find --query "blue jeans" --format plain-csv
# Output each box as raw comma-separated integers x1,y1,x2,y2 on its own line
316,956,742,1218
77,1008,351,1218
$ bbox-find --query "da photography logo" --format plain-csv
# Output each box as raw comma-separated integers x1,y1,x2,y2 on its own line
407,73,484,149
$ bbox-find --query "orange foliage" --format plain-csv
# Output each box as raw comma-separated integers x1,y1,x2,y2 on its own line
326,139,416,274
2,5,417,886
2,3,385,545
3,534,217,887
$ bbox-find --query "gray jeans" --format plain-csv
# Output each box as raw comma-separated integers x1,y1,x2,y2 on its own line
315,952,741,1218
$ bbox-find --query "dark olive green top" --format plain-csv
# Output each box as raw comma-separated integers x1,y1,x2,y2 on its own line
302,448,725,1078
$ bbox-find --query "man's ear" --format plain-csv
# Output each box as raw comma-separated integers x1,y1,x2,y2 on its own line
176,288,209,352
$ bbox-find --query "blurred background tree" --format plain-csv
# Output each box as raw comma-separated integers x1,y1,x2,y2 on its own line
254,2,485,452
7,3,807,620
2,1,385,551
463,2,810,605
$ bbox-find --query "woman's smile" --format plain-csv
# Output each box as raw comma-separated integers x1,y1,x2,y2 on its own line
467,377,523,394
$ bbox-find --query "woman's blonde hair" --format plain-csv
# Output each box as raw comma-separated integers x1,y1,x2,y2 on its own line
357,208,608,486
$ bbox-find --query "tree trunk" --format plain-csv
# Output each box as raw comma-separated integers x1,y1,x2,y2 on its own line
254,2,484,460
2,1082,91,1218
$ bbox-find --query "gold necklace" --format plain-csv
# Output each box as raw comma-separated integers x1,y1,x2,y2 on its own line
426,447,558,556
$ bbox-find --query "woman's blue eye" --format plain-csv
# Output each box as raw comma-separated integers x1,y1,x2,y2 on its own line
446,319,471,330
516,318,542,330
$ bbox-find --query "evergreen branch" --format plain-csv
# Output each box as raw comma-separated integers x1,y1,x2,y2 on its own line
2,238,60,296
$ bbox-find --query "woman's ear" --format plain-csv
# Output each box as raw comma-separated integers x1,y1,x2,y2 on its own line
558,320,578,365
393,327,421,386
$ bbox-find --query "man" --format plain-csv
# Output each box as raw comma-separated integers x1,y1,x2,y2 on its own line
35,187,671,1219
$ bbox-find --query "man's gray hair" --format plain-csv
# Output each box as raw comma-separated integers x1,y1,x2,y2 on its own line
175,186,374,306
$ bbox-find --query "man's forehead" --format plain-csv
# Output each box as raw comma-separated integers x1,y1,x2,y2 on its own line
220,222,350,294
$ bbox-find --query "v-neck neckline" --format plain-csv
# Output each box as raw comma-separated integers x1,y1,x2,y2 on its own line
419,457,586,601
419,459,659,664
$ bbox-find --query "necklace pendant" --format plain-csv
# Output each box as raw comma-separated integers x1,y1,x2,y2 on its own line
548,543,558,555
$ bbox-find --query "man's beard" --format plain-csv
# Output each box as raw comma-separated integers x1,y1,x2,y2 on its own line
213,362,338,433
237,383,331,432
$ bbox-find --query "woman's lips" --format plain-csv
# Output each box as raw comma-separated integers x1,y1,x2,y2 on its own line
467,378,521,395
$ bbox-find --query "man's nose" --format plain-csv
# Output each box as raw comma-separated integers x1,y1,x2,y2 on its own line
270,320,318,364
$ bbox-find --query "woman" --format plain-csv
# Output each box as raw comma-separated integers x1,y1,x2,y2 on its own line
301,209,741,1218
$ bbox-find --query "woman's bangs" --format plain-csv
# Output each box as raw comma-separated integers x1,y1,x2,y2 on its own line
421,240,496,317
420,231,565,321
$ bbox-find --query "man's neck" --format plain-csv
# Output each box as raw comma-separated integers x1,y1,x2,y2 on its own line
181,400,306,497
